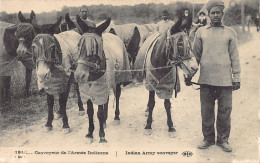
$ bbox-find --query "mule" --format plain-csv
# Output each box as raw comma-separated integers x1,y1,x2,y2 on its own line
108,23,156,70
15,13,85,118
134,16,198,133
30,30,85,133
0,11,65,106
74,16,132,143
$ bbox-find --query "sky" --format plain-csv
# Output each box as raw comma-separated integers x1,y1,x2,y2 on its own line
0,0,210,14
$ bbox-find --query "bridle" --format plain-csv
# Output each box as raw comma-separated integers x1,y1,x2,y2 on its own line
32,34,62,68
77,33,105,72
78,59,101,70
165,31,192,67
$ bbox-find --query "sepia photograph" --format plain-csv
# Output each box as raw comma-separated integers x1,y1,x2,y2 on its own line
0,0,259,162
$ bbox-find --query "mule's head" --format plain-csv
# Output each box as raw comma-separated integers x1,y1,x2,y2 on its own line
166,18,198,79
74,15,111,83
31,34,63,92
16,11,62,61
15,23,37,61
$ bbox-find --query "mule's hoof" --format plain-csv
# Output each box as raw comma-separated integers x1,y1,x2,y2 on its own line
54,113,62,120
86,134,94,144
114,117,120,121
144,129,152,136
144,125,151,129
45,125,53,132
62,127,70,134
168,128,176,138
86,133,93,138
99,137,107,143
112,120,120,125
169,127,176,132
78,111,85,116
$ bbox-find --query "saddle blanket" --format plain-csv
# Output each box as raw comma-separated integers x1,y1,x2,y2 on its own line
54,30,81,73
79,33,132,105
38,31,81,95
134,32,180,99
0,22,18,76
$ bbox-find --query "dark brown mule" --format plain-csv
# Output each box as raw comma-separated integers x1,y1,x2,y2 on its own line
31,30,85,133
134,16,198,133
74,16,131,143
0,10,64,106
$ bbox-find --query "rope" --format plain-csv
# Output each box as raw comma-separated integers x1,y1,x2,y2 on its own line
74,61,180,73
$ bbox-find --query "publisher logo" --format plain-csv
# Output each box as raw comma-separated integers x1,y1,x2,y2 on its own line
182,151,193,157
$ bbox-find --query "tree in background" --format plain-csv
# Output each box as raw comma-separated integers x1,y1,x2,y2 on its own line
0,2,204,25
223,0,259,26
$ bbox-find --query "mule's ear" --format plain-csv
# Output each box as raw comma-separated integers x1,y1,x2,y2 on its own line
170,17,182,35
30,10,36,23
96,18,111,34
49,16,62,34
76,15,89,33
109,28,116,35
65,13,76,29
55,16,62,26
18,11,27,23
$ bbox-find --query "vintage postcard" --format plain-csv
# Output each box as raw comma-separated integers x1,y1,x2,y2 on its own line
0,0,259,162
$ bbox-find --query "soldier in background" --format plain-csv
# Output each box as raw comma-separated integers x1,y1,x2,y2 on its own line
155,10,174,34
245,15,252,32
195,11,207,27
73,5,96,34
181,8,193,34
78,5,96,27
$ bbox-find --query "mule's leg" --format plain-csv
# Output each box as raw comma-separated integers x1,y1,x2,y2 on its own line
75,83,85,116
164,99,176,132
75,83,84,111
2,76,11,103
86,99,94,139
0,77,3,106
145,91,155,129
59,83,72,133
46,94,54,131
103,96,109,128
114,84,121,120
25,68,33,97
97,104,107,143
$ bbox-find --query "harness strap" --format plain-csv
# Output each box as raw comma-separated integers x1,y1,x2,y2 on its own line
78,59,100,69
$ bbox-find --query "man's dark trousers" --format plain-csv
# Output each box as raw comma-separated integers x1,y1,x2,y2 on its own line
200,84,232,144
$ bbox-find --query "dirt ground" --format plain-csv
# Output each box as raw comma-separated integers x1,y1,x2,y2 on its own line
0,27,259,163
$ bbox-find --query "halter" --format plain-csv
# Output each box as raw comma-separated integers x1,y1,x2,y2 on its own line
77,33,105,71
59,23,69,33
32,34,62,67
16,23,37,48
165,31,192,66
78,59,101,70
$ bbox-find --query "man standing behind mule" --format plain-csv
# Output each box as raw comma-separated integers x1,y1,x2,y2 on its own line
188,0,241,152
73,5,96,34
155,10,174,34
